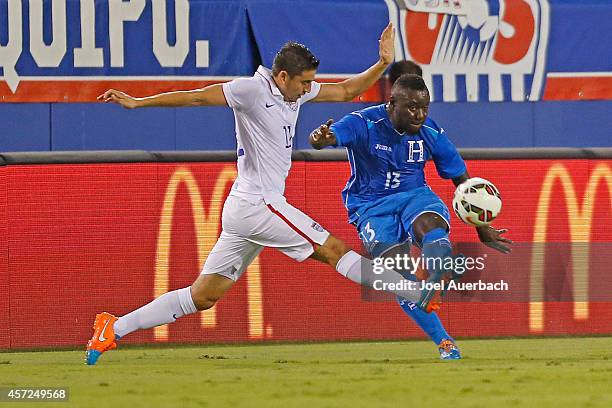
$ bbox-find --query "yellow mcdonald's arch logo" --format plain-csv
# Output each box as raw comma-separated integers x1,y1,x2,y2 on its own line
529,162,612,332
154,165,265,340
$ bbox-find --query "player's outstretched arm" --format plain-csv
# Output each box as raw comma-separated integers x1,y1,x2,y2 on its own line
313,23,394,102
309,119,337,150
452,172,513,254
97,84,228,108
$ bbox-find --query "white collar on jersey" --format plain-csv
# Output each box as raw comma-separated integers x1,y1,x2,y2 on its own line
255,66,283,98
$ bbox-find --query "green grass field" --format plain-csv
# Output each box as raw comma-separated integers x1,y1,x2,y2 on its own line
2,337,611,408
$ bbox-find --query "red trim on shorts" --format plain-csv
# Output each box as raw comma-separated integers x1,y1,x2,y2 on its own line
266,204,316,247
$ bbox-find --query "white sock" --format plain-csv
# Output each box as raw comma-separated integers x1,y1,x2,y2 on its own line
335,250,421,303
113,286,197,339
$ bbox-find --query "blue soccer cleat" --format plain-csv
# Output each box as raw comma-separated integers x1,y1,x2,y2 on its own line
438,339,462,360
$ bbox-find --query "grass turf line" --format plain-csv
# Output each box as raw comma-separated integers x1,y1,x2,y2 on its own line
1,337,611,408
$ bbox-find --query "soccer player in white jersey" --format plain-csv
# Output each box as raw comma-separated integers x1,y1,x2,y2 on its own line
86,24,453,365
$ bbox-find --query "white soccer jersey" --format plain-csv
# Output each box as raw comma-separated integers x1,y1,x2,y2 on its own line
222,66,321,204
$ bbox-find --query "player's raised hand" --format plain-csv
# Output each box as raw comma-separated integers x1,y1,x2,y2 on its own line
378,22,395,65
476,226,513,254
309,119,336,150
97,89,140,109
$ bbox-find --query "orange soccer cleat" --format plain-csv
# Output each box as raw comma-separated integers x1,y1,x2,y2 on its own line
414,264,428,282
417,266,442,312
438,339,462,360
414,254,466,313
85,312,119,365
415,267,453,313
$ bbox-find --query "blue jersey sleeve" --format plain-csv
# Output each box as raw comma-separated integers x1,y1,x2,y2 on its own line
432,128,467,179
330,112,367,148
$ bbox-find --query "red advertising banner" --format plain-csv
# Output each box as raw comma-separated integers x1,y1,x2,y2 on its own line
2,159,611,349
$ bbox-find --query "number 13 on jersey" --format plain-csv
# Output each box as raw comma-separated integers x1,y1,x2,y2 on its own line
385,171,400,189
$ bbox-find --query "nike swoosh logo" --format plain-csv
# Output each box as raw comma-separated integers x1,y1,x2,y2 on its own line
98,319,111,342
265,103,274,108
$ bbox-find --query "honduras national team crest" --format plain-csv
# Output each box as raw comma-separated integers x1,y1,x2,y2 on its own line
385,0,550,102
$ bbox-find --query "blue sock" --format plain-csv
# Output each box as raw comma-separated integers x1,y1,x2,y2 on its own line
421,228,452,273
397,296,452,345
397,227,454,345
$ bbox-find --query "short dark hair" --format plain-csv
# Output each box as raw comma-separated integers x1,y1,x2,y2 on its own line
392,74,428,94
388,60,423,85
272,42,320,77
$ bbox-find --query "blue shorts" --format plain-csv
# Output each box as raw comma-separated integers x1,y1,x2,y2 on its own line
354,186,450,257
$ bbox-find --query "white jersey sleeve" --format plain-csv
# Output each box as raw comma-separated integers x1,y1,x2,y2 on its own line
223,77,263,111
300,81,321,104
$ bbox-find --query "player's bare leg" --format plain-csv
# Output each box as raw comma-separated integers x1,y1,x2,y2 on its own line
190,273,236,311
411,212,449,243
86,273,233,365
310,235,351,267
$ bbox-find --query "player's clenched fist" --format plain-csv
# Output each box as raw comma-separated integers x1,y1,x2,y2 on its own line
97,89,140,109
309,119,336,150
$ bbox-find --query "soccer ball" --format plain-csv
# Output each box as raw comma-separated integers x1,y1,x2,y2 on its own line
452,177,502,227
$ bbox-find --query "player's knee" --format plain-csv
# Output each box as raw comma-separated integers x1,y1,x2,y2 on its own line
190,288,220,311
189,272,234,311
190,279,223,311
314,235,351,267
412,213,449,243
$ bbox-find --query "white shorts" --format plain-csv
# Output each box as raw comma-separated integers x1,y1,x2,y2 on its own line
201,195,330,281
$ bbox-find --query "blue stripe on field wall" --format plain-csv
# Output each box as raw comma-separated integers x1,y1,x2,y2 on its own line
0,101,611,152
430,102,534,148
51,104,175,150
299,101,612,148
176,107,237,150
0,104,51,151
532,101,612,147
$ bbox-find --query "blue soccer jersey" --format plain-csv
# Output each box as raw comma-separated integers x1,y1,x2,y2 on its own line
331,104,466,224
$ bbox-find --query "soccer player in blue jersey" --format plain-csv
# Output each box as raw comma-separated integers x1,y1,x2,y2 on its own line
387,60,463,359
309,73,511,359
